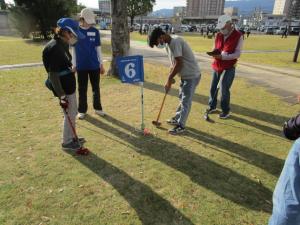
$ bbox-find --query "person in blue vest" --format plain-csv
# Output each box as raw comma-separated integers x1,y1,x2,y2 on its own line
268,114,300,225
72,8,105,120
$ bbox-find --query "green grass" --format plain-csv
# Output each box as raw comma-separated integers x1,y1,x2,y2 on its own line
0,36,111,65
0,62,298,224
180,33,298,52
129,32,300,69
240,52,300,69
0,37,45,65
184,34,300,69
130,31,149,42
242,35,297,51
2,33,299,69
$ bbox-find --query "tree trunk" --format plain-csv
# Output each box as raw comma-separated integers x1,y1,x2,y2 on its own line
293,33,300,62
130,16,134,26
107,0,130,77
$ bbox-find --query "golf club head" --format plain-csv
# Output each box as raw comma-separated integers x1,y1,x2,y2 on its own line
152,120,161,127
76,147,90,155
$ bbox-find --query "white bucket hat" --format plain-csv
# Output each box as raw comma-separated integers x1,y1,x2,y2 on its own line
216,15,232,29
80,8,96,25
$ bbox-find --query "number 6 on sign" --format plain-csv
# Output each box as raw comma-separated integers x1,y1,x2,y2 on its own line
117,55,144,83
125,63,136,79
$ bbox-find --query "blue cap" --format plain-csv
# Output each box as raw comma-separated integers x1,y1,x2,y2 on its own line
57,18,85,39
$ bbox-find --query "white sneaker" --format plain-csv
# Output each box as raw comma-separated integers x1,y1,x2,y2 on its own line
77,113,86,120
95,110,105,116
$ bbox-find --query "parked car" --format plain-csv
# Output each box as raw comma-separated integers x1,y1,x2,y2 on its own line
265,27,274,35
180,25,189,32
258,26,265,32
189,25,197,32
159,24,172,32
275,26,286,35
133,23,141,31
290,27,300,35
142,24,149,31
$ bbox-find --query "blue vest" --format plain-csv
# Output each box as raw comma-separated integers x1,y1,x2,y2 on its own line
75,26,101,71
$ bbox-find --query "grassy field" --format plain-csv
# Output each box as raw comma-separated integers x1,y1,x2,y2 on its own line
0,36,111,65
130,31,300,69
0,62,298,224
2,33,299,70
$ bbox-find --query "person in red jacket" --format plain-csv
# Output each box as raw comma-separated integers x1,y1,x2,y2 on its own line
206,15,243,119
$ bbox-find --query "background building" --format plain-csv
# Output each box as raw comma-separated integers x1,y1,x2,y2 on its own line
0,11,14,35
273,0,300,18
224,7,238,16
98,0,111,15
273,0,290,15
97,0,111,27
287,0,300,19
173,6,186,17
185,0,225,23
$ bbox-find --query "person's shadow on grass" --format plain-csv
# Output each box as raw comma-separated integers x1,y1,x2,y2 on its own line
66,151,195,225
85,114,273,213
183,126,284,177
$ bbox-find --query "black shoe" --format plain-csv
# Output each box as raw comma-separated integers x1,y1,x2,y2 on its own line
219,112,230,119
62,141,81,150
206,107,217,114
166,117,179,126
73,137,86,144
168,125,185,135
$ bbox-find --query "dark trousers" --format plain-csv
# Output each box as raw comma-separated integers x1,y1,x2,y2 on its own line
77,69,102,113
208,67,235,114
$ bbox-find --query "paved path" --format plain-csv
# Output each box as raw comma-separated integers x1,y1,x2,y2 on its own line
1,31,299,104
0,62,43,70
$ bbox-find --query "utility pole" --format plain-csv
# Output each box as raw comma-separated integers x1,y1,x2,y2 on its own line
293,32,300,62
291,0,300,62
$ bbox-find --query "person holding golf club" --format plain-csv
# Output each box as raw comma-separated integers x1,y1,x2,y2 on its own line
42,18,88,154
72,8,105,120
206,15,243,119
268,114,300,225
148,27,201,134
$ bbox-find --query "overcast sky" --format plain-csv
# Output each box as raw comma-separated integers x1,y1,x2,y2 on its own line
78,0,186,10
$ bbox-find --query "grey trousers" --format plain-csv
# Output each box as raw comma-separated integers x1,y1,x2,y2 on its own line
174,76,201,127
62,92,78,144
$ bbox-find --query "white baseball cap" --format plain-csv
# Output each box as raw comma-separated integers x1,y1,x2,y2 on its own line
216,15,232,29
80,8,96,25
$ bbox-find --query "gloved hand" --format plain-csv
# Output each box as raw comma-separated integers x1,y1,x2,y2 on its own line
59,96,68,109
283,114,300,140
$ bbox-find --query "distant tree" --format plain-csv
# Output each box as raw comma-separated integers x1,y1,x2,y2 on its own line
76,3,86,14
9,0,77,39
108,0,130,77
0,0,7,10
127,0,155,26
9,5,34,38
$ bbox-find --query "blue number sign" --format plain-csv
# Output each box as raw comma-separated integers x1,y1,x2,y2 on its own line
117,55,144,83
